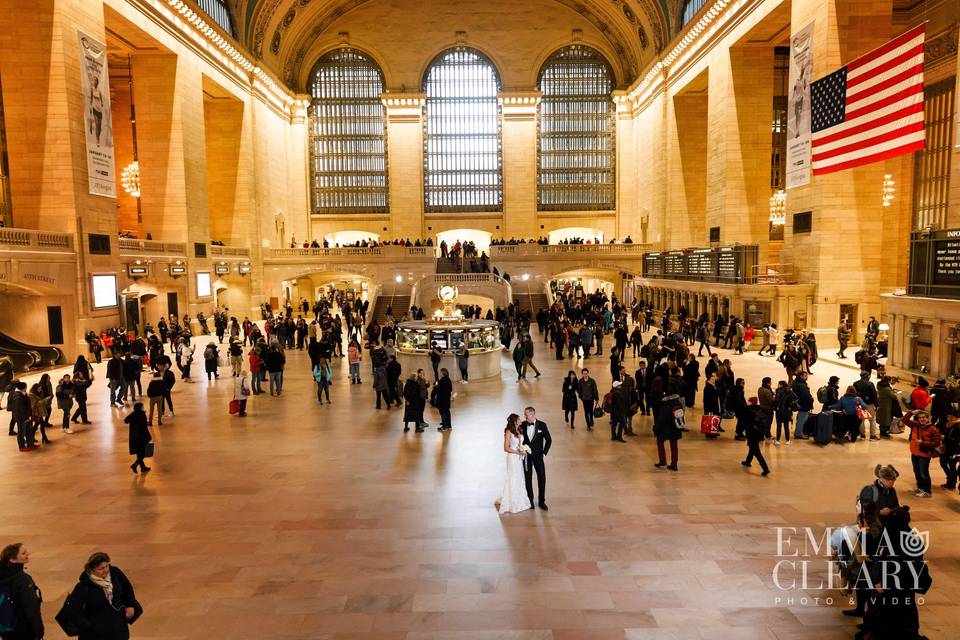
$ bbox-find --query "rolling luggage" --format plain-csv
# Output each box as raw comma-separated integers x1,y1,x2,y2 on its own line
803,412,819,437
815,412,834,445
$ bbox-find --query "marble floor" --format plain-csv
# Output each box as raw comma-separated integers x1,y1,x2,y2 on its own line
3,333,959,639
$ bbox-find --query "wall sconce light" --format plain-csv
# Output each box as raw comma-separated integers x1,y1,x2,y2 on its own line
944,327,959,345
768,189,787,226
882,174,895,207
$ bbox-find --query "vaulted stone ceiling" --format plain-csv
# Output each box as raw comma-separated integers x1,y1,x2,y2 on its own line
232,0,673,90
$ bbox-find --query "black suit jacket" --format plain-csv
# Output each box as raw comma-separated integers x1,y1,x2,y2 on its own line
521,419,552,457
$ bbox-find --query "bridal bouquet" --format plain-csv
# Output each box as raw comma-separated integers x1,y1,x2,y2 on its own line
517,444,531,456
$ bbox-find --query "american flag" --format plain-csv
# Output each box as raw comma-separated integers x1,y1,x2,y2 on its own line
811,25,925,176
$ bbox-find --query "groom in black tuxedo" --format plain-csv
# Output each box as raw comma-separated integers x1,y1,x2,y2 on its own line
521,406,552,510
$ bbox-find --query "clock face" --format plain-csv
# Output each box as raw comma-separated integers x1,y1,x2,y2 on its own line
439,285,456,301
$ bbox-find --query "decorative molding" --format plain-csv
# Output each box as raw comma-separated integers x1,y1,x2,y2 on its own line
925,24,958,69
381,92,426,123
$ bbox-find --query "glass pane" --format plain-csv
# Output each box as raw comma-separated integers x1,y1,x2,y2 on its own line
422,48,503,212
308,48,389,214
537,45,615,211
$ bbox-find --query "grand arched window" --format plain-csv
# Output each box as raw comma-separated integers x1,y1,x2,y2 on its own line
537,45,615,211
681,0,707,28
422,48,502,212
308,48,388,214
196,0,236,37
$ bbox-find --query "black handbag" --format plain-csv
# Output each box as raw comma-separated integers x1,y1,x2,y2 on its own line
593,406,604,418
55,595,81,637
144,442,155,458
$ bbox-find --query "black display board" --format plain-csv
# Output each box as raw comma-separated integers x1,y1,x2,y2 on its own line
641,245,758,284
910,229,960,298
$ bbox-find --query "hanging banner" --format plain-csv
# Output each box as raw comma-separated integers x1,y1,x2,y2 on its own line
786,21,815,189
78,31,116,198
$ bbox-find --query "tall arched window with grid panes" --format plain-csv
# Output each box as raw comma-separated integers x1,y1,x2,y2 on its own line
308,48,389,214
195,0,236,37
537,45,615,211
422,48,503,212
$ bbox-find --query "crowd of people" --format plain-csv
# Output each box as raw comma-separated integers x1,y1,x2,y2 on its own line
2,282,949,638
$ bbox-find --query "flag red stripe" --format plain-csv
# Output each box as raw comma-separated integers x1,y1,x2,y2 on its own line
844,83,923,121
812,102,924,147
812,121,924,162
813,139,925,175
847,25,926,72
846,63,924,105
847,48,924,90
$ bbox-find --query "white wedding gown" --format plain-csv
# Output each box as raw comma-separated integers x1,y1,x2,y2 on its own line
498,434,530,514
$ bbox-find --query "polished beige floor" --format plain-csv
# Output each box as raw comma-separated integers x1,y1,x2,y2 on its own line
3,333,959,639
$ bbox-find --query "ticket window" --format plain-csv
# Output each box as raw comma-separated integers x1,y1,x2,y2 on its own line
910,324,932,372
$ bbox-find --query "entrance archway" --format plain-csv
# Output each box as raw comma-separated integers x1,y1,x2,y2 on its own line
323,230,380,247
548,227,603,245
435,228,491,257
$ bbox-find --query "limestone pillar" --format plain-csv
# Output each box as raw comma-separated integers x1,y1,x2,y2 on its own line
382,94,426,238
500,92,540,240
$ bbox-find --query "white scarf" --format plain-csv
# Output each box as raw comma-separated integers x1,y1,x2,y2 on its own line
88,571,113,603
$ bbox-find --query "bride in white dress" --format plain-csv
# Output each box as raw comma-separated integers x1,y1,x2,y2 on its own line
498,413,531,514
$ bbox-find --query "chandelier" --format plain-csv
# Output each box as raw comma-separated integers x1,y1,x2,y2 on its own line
121,161,141,198
768,189,787,226
882,174,895,207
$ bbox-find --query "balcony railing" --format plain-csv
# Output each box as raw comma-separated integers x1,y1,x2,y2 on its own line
118,238,187,256
209,244,250,258
490,243,644,258
267,246,434,259
0,228,75,252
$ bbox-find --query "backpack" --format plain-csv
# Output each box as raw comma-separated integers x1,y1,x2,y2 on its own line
602,391,613,413
817,385,829,404
0,583,16,633
640,344,649,358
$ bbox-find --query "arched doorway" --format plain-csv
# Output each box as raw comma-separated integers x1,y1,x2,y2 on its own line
548,227,604,245
323,230,381,247
435,228,492,257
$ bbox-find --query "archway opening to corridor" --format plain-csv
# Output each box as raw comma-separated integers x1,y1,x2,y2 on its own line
548,227,603,245
322,230,381,247
435,228,491,257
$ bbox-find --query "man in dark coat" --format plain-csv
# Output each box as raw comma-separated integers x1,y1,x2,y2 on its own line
434,368,453,431
741,398,770,475
609,381,628,442
386,356,402,408
520,406,552,510
577,368,599,431
402,374,421,432
681,353,700,408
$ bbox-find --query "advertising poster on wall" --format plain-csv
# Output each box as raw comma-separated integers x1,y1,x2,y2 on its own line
786,22,814,189
78,30,117,198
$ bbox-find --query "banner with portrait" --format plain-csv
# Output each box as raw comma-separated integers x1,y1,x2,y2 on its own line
786,22,814,189
78,31,117,198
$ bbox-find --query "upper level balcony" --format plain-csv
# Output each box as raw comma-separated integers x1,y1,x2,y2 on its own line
118,237,187,258
0,228,75,254
489,243,646,259
265,245,435,262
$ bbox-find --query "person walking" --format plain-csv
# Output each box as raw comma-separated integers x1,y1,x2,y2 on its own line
903,409,942,497
522,336,540,379
456,343,469,383
741,397,770,475
347,340,362,384
313,357,332,404
854,370,880,440
512,341,525,381
62,552,142,639
124,403,152,474
373,364,390,409
562,370,579,428
145,373,165,426
837,322,851,358
609,380,628,442
203,342,219,381
55,374,75,434
435,368,453,431
70,373,92,426
773,380,797,445
232,369,250,417
0,543,43,640
264,345,286,396
653,393,682,471
578,368,599,431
